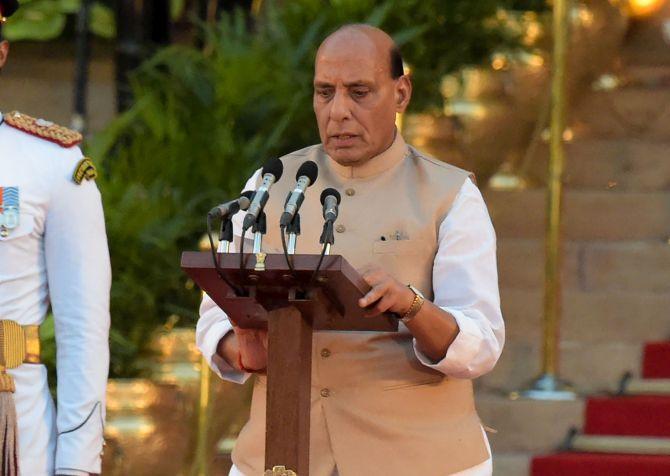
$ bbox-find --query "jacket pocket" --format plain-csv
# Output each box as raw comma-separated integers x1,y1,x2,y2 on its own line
383,377,444,391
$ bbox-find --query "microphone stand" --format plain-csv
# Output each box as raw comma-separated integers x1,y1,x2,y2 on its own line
308,220,335,288
319,220,335,255
286,213,301,255
252,211,267,254
217,217,234,253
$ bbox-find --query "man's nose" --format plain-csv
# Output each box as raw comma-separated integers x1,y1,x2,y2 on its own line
329,90,351,122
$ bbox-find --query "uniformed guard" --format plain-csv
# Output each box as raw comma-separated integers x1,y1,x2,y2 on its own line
0,1,110,475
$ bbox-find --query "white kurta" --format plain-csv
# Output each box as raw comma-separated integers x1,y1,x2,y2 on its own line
0,115,111,475
197,167,504,476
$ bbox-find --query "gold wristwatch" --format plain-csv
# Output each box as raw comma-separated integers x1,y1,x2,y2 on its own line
400,284,425,324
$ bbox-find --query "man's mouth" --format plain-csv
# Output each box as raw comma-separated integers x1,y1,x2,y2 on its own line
330,134,358,145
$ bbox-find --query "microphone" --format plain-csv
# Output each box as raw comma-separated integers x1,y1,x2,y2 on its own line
208,190,254,219
243,159,284,230
280,161,319,227
320,188,341,223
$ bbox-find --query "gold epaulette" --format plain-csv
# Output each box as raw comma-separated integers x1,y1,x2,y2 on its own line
3,111,82,148
73,157,98,184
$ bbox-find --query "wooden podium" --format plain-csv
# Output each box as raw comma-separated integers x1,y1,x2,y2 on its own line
181,251,397,475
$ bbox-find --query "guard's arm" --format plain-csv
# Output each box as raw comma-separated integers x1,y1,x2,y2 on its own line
45,153,111,475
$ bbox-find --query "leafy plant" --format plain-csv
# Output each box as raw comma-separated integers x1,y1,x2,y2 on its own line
3,0,186,41
92,0,545,377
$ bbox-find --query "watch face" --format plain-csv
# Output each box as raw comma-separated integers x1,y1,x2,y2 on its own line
408,284,425,299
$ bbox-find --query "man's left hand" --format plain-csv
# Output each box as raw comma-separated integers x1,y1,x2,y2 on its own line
358,265,414,317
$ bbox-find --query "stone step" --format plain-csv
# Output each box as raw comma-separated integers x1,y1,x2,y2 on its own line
498,239,670,293
485,189,670,241
571,434,670,455
478,340,643,394
571,88,670,140
475,392,584,453
526,139,670,191
619,65,670,85
623,378,670,397
501,289,670,345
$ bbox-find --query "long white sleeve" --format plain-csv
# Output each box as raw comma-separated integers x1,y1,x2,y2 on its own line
195,169,262,384
413,178,505,379
44,161,111,475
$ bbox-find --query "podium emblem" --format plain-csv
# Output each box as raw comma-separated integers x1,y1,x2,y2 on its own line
254,252,267,272
264,466,297,476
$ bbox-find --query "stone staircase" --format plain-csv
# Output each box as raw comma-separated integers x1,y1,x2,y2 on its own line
475,17,670,476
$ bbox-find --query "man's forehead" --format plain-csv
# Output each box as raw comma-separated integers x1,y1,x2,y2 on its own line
314,54,384,83
314,31,390,83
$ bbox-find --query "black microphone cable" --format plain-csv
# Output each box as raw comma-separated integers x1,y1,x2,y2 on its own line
206,212,244,296
308,188,341,288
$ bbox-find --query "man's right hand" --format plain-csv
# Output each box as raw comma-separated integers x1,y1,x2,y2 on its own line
217,326,269,372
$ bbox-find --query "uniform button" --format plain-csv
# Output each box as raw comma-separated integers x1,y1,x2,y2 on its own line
320,388,331,398
336,224,346,233
345,188,355,197
320,348,331,358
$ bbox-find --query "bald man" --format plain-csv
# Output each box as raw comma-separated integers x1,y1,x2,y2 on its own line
197,24,504,476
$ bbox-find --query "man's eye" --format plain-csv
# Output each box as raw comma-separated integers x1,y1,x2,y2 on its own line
352,89,369,99
317,89,333,99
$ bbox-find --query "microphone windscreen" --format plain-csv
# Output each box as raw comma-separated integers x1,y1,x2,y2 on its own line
320,188,341,205
296,161,319,184
262,159,284,181
238,195,252,211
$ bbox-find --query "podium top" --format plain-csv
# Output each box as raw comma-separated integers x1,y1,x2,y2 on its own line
181,251,398,332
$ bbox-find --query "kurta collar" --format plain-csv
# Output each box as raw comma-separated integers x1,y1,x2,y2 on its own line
326,131,409,179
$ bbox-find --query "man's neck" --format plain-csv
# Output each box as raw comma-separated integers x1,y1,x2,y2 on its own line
326,130,408,180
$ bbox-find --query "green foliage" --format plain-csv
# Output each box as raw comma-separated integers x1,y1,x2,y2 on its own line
93,0,545,377
3,0,109,41
3,0,186,41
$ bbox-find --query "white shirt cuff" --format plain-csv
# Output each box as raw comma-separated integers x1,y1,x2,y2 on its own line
197,320,250,384
412,307,485,378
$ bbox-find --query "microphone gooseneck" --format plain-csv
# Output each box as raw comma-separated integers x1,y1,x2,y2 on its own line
280,161,319,228
208,190,254,219
320,188,341,223
242,158,284,231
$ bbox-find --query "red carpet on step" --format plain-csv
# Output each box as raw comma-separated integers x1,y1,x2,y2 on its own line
532,342,670,475
584,395,670,437
643,342,670,379
532,453,670,476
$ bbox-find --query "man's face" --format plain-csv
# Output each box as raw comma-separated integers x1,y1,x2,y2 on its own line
313,33,410,166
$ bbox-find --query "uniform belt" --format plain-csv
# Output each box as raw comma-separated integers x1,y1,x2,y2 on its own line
0,320,41,392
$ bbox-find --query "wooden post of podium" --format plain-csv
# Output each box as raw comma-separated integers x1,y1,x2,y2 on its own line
265,306,312,474
181,252,397,475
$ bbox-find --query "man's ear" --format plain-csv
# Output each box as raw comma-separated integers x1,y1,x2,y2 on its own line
395,75,412,113
0,41,9,70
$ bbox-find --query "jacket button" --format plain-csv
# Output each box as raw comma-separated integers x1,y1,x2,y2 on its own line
336,225,345,233
320,388,331,398
320,348,331,358
345,188,355,196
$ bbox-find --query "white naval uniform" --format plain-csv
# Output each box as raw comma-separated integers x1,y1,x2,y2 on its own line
197,163,504,475
0,113,110,475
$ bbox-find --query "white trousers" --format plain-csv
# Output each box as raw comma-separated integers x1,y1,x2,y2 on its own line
228,427,493,476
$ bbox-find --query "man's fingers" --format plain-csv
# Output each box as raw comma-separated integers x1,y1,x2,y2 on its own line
364,294,394,317
359,282,388,308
